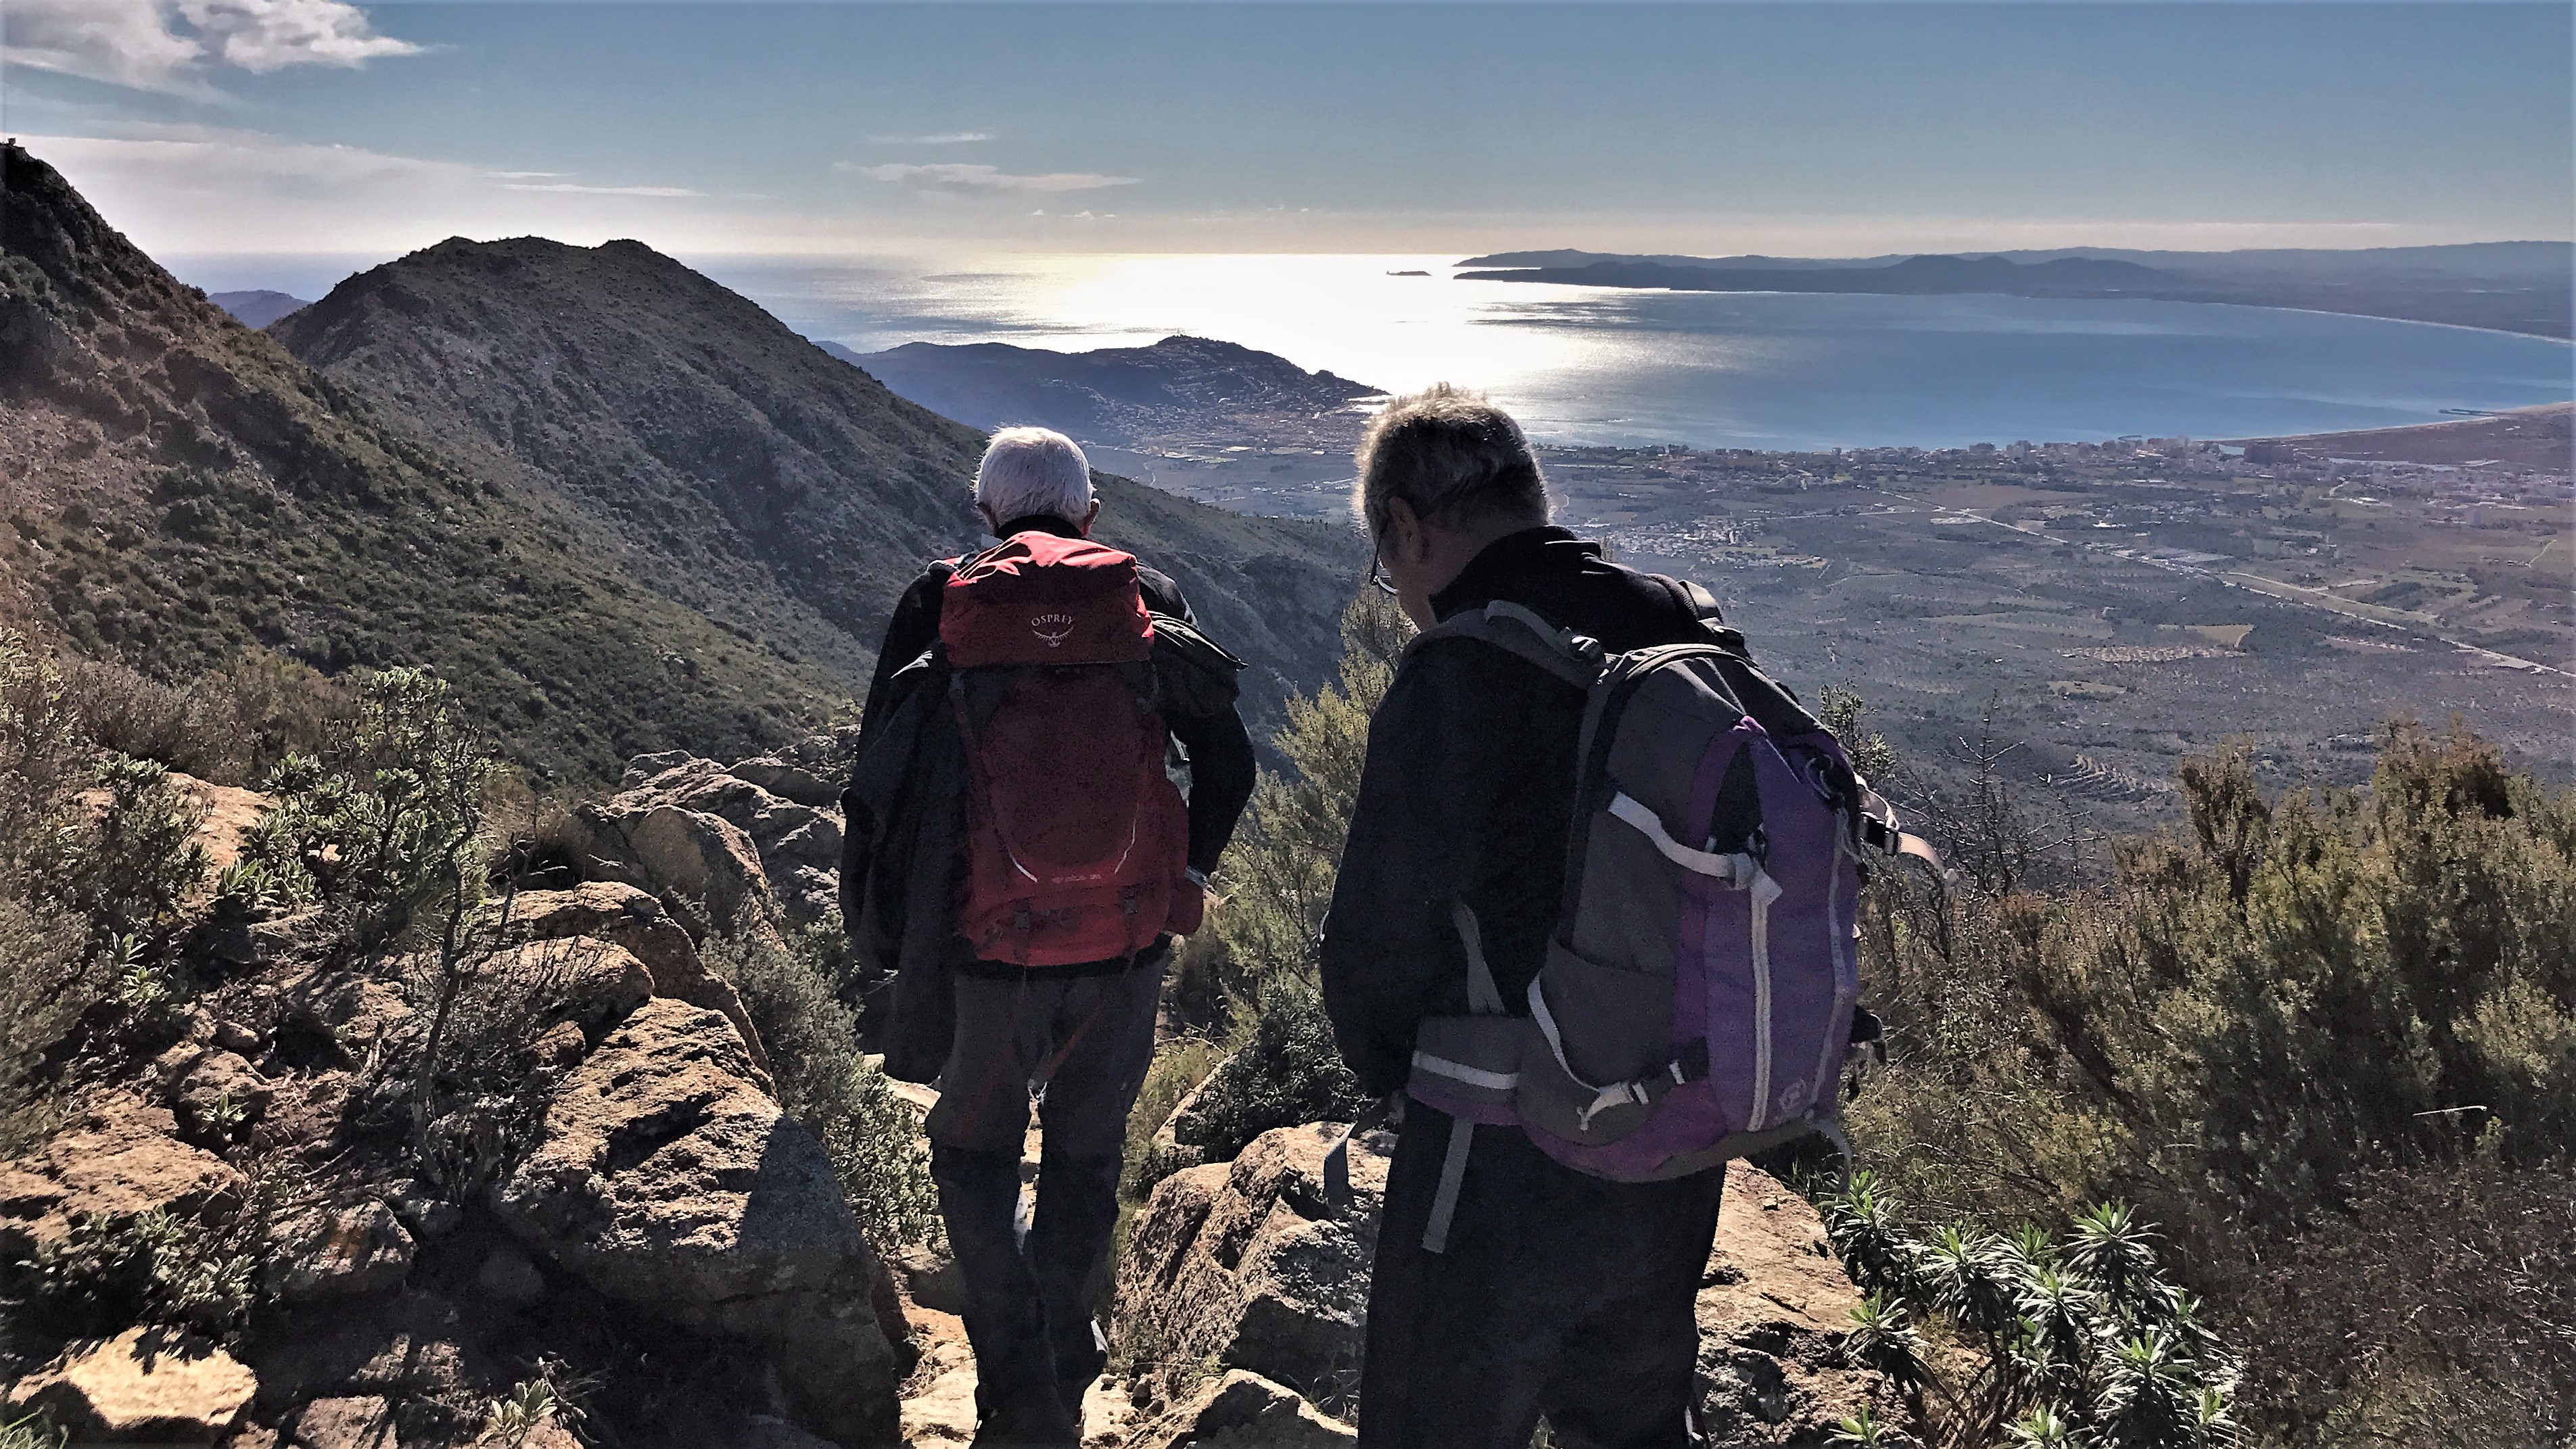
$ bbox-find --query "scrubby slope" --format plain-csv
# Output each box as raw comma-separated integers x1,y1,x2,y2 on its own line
0,142,841,782
273,239,1359,727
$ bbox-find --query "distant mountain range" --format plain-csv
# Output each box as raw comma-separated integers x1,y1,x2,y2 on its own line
1,142,1356,781
208,289,309,328
825,335,1379,445
1455,243,2575,337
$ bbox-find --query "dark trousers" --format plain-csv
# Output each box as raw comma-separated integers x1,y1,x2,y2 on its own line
925,951,1167,1448
1358,1101,1727,1449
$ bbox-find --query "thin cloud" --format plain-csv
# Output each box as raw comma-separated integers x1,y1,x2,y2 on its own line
865,131,994,146
2,0,420,96
847,162,1138,194
499,181,703,198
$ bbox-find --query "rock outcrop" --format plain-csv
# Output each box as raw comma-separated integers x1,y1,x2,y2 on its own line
500,881,769,1074
492,998,901,1446
1115,1124,1387,1402
0,1096,242,1257
1125,1371,1357,1449
1114,1128,1912,1445
565,755,846,926
6,1325,258,1444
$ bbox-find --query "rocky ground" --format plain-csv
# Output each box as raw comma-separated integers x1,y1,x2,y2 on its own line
3,740,1910,1448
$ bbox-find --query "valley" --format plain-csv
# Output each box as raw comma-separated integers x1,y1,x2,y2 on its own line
1008,393,2573,826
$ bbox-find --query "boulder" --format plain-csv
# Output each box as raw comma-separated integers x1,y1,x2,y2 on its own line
151,1043,274,1144
475,1243,546,1306
563,801,773,932
1693,1161,1912,1444
266,1198,415,1303
283,1393,396,1449
275,967,414,1063
728,755,843,810
492,999,900,1447
473,938,653,1046
1125,1371,1355,1449
6,1325,258,1444
498,882,770,1076
0,1096,242,1257
1113,1124,1387,1402
611,763,845,925
245,1290,486,1416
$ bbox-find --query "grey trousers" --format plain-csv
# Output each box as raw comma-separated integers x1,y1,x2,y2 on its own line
925,951,1167,1446
924,951,1169,1158
1358,1100,1727,1449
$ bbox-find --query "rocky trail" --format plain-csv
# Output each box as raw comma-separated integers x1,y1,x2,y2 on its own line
2,739,1909,1448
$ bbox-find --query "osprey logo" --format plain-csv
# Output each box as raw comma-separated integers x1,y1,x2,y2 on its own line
1030,613,1077,647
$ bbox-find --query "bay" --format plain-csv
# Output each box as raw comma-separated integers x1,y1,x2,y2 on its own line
700,253,2575,452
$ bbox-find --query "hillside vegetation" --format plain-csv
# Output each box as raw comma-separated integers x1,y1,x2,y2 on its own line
2,144,1356,786
0,143,849,784
272,237,1358,741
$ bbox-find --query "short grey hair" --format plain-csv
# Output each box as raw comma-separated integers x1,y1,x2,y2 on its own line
976,427,1096,525
1353,384,1551,538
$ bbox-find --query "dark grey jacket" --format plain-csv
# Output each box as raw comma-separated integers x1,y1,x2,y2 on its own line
1318,527,1733,1099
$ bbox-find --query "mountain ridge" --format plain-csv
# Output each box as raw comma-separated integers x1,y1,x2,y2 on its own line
1455,244,2575,337
829,333,1380,446
273,238,1358,738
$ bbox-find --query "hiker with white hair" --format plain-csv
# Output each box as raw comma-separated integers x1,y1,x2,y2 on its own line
845,426,1257,1448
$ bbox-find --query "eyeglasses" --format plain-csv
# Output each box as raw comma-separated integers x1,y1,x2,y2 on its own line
1367,547,1398,597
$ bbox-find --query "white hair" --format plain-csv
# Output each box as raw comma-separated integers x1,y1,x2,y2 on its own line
975,427,1095,526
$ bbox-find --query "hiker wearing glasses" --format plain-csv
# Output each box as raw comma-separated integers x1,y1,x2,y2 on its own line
844,428,1257,1448
1324,386,1899,1448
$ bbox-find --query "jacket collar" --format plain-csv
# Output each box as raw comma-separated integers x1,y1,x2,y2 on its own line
996,513,1087,540
1430,526,1595,622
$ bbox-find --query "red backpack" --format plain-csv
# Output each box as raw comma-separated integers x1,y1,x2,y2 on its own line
938,531,1202,966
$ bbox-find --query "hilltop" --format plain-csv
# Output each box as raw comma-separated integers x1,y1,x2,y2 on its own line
277,243,1357,739
208,291,308,328
0,143,1356,780
1457,243,2576,337
832,333,1380,446
0,142,842,781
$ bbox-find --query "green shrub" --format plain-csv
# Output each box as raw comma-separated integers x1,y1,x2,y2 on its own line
25,1207,263,1343
1121,1036,1220,1202
242,667,496,947
1817,1172,2241,1449
1844,717,2576,1446
1170,975,1363,1166
707,915,941,1251
55,648,348,787
1177,594,1408,1020
45,755,210,948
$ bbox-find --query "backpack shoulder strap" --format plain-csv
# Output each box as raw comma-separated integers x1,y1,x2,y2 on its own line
1411,600,1608,688
1652,573,1756,657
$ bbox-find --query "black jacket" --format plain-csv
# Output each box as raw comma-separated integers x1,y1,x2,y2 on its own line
1319,527,1733,1098
858,514,1255,876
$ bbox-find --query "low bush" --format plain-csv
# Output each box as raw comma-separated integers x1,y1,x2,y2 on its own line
1169,975,1363,1168
56,648,348,787
1845,718,2576,1446
241,666,496,949
1121,1036,1221,1202
1819,1173,2239,1449
24,1206,265,1344
707,915,941,1251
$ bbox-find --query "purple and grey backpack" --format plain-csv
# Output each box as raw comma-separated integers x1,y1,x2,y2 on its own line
1386,598,1934,1252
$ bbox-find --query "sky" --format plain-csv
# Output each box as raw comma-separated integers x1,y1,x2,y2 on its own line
3,1,2570,277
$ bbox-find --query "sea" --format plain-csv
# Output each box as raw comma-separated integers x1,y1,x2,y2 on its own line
703,253,2575,453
